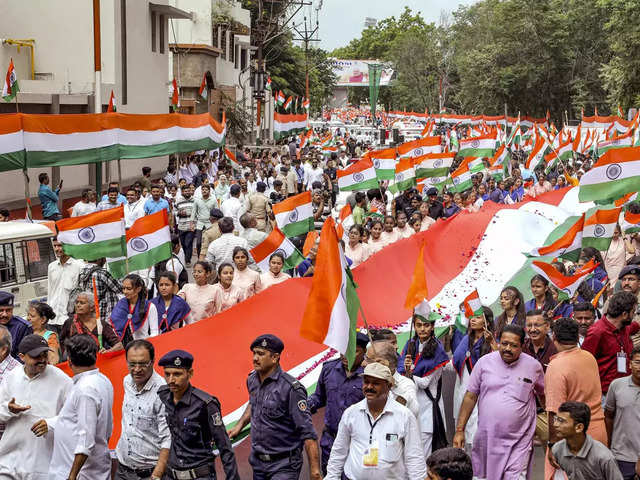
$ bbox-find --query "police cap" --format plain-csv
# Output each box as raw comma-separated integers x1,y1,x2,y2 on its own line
356,331,370,349
250,334,284,354
158,349,193,369
619,264,640,279
0,291,14,307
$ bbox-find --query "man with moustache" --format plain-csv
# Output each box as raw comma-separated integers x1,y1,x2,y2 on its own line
573,302,597,346
454,324,545,479
0,335,72,479
325,362,427,480
227,334,321,480
157,349,239,480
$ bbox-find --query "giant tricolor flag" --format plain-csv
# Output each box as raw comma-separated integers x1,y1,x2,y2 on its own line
272,191,315,237
531,259,598,301
300,217,361,368
56,206,126,261
250,227,304,272
397,136,442,158
108,209,172,278
579,147,640,202
337,158,379,191
582,206,622,251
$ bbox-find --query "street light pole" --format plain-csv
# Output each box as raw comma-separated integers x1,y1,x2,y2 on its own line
93,0,103,195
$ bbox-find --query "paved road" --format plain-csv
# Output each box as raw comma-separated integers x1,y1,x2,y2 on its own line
214,368,546,479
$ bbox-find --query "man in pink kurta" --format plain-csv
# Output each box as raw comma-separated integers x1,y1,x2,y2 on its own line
455,325,545,479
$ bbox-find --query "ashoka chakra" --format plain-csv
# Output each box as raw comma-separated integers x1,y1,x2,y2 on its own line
414,148,423,156
593,224,606,237
288,208,299,223
78,227,95,244
395,173,404,182
352,172,365,182
130,237,149,252
373,159,380,169
434,159,443,168
471,140,480,148
605,164,622,180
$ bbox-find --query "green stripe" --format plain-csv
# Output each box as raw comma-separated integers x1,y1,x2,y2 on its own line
389,178,417,194
26,138,224,169
449,178,472,193
284,249,305,270
63,236,126,261
344,267,361,370
582,236,614,251
375,169,395,180
108,243,172,279
578,177,639,203
415,167,450,178
274,126,305,140
458,147,494,157
0,150,27,173
281,218,314,237
339,178,379,192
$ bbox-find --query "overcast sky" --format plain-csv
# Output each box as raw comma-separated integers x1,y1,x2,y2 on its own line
293,0,478,52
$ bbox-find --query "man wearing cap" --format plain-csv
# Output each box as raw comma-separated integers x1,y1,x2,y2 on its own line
157,349,239,480
0,325,19,442
325,362,427,480
227,334,322,480
199,208,223,262
0,335,72,479
308,331,368,475
0,292,33,359
424,187,444,220
49,334,114,480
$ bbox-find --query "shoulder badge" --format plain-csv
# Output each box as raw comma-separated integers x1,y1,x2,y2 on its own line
211,412,223,426
297,400,308,412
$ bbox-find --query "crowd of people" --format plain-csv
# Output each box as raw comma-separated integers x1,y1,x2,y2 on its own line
0,122,639,479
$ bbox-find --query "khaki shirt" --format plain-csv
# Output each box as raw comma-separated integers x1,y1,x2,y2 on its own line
200,223,222,259
286,170,298,194
246,193,270,222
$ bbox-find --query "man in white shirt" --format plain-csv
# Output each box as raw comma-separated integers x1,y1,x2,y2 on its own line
115,340,170,480
205,217,248,269
325,362,427,480
123,187,145,229
365,341,419,418
0,326,21,441
221,184,245,234
47,239,85,335
304,159,325,190
49,335,114,480
0,335,72,479
239,213,267,250
71,189,97,217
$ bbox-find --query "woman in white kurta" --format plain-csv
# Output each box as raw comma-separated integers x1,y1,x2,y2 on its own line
178,261,218,323
258,253,291,292
231,247,261,298
367,219,387,255
603,224,636,283
343,225,371,267
212,263,244,313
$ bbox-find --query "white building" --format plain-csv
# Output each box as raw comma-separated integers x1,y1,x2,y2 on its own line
0,0,190,211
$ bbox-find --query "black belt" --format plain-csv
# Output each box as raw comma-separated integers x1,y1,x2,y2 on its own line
168,463,214,480
256,449,299,462
118,462,154,478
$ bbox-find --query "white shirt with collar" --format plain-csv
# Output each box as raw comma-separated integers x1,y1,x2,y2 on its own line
116,371,171,470
392,372,420,418
0,364,72,478
47,256,85,326
124,199,145,229
325,395,427,480
71,201,97,217
48,368,114,480
221,196,245,233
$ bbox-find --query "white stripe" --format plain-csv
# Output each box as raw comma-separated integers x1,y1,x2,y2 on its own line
0,131,24,155
322,248,351,353
274,202,313,228
57,219,124,245
23,125,224,152
400,145,442,158
338,167,377,189
580,159,640,186
417,157,454,169
127,225,170,257
460,138,495,149
274,120,307,133
254,238,296,271
583,221,617,239
372,158,396,170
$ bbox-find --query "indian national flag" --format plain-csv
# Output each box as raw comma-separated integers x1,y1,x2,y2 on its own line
283,96,293,112
276,90,285,106
299,128,313,149
525,137,549,170
335,203,355,242
530,214,584,259
414,153,454,178
458,132,496,157
56,206,126,261
300,217,361,368
450,161,473,192
597,131,633,156
2,59,19,102
582,206,622,250
198,73,208,100
108,209,172,278
224,147,241,171
620,209,640,234
274,112,308,140
463,289,483,318
397,136,442,158
265,76,272,91
389,157,417,193
532,259,598,301
272,191,314,237
107,90,117,112
303,98,310,111
615,191,638,208
337,158,379,191
170,78,179,110
579,147,640,202
250,227,304,272
365,148,397,180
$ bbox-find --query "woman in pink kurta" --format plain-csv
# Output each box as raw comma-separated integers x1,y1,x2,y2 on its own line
419,202,436,231
344,225,370,267
367,219,387,255
212,263,244,313
231,247,261,298
380,215,400,245
603,224,635,283
394,211,413,239
258,252,291,292
177,261,217,324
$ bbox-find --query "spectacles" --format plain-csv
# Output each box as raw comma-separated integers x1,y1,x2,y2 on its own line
127,361,152,369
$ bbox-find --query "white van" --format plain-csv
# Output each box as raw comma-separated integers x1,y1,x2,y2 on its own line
0,221,56,318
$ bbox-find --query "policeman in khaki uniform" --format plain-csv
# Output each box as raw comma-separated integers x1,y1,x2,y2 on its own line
157,350,239,480
228,334,322,479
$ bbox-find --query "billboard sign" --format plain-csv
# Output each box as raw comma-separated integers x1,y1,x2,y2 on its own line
331,59,394,87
